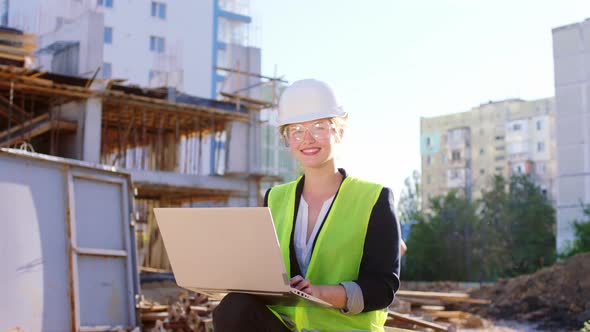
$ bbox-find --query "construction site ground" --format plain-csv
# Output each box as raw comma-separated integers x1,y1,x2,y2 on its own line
464,252,590,331
138,252,590,332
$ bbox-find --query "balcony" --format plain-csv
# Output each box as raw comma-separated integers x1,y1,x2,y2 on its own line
446,168,471,188
446,127,471,149
447,149,471,168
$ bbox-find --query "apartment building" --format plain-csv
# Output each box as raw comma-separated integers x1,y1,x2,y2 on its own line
1,0,258,99
420,98,555,210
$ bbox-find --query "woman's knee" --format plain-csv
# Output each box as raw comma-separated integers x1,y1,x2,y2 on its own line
213,293,258,327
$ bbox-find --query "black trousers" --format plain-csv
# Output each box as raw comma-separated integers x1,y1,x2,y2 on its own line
212,293,291,332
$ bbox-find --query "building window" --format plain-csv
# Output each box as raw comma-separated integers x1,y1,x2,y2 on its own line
480,169,485,175
1,0,8,26
479,148,484,155
102,62,112,79
513,123,521,131
495,156,505,161
426,137,431,147
151,1,166,19
150,36,165,53
496,145,505,151
516,165,523,174
426,155,431,165
495,166,503,172
104,26,113,44
451,150,461,161
537,120,543,131
98,0,113,8
537,141,545,152
427,175,431,184
495,135,504,141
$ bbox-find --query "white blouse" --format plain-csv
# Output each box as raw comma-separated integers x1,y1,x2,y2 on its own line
293,195,335,277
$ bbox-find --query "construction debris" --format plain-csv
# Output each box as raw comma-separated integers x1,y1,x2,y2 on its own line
140,292,215,332
387,289,490,331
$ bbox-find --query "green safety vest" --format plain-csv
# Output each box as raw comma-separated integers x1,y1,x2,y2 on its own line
267,176,388,332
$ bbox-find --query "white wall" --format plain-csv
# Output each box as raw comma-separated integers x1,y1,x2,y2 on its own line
7,0,215,98
98,0,214,97
552,20,590,252
219,45,261,99
7,0,96,34
37,10,103,77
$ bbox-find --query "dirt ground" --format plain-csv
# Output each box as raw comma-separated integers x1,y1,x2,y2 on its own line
465,252,590,331
141,254,590,331
457,319,544,332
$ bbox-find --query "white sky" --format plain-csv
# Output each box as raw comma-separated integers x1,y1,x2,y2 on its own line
251,0,590,198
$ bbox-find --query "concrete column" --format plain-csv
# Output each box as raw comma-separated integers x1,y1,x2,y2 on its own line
81,98,102,164
57,98,102,163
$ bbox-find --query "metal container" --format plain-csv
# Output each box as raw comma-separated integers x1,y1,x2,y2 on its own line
0,149,139,332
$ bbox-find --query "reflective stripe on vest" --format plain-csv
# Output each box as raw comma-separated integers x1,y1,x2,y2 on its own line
267,176,388,332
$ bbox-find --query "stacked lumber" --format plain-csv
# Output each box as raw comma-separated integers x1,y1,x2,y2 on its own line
140,292,216,332
140,289,490,331
0,27,36,67
387,290,490,331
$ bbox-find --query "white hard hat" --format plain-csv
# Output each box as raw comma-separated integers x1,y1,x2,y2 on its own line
277,79,346,126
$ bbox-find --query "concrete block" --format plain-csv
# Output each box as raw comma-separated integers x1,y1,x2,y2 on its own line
556,113,585,146
554,55,585,86
583,21,590,50
556,144,588,176
557,175,589,206
226,121,248,174
555,85,584,115
553,25,583,57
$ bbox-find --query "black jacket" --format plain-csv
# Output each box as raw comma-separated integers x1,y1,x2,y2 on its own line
264,169,401,312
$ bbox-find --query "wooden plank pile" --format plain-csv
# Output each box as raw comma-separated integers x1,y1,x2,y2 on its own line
140,292,216,332
0,27,36,67
386,290,490,331
139,289,490,331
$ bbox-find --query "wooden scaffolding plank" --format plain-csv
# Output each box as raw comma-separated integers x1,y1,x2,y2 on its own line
388,311,451,332
0,116,77,147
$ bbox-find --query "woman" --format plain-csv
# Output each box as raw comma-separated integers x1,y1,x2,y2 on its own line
213,79,401,332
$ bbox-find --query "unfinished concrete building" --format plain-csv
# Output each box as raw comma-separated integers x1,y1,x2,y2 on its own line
0,58,294,270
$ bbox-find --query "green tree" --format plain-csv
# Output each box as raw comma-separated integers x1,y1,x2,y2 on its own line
479,175,556,277
505,175,556,275
561,204,590,258
404,191,479,281
477,175,510,279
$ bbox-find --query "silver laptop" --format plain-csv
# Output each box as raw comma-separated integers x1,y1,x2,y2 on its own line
154,207,332,307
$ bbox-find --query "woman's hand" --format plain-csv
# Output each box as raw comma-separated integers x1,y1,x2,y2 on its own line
290,275,314,295
290,275,348,309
